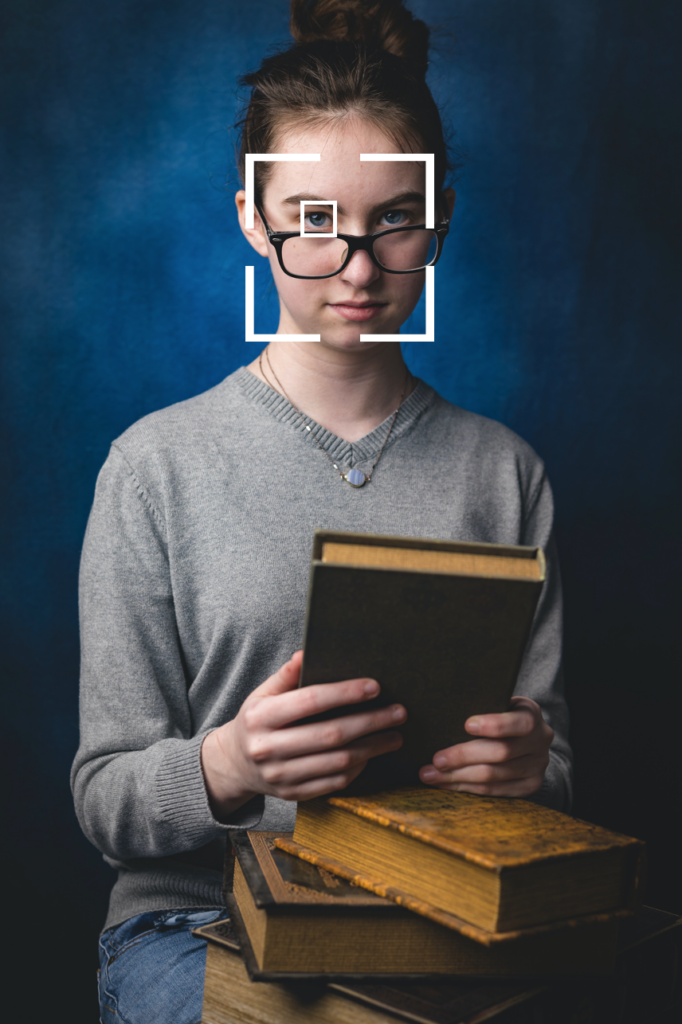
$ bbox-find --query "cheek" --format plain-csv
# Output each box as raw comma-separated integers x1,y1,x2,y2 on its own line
390,272,425,316
268,255,326,311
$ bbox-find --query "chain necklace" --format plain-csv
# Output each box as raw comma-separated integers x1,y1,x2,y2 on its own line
259,348,410,488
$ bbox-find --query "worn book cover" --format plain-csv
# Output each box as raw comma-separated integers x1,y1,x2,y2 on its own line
225,830,620,978
278,788,645,939
298,530,545,792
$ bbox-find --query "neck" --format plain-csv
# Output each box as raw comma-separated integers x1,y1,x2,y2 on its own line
247,342,412,443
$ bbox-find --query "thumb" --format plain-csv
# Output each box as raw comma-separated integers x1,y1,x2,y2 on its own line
509,696,540,716
509,696,542,730
255,650,304,697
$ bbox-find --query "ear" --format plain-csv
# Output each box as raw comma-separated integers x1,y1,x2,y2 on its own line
441,188,456,221
235,190,269,258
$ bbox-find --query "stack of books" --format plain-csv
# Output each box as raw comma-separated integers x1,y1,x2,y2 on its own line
194,531,678,1019
197,905,681,1024
195,806,681,1024
220,789,644,980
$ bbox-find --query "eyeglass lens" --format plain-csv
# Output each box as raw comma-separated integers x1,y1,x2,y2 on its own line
281,228,438,277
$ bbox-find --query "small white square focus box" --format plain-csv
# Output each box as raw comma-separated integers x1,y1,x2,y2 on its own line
300,201,337,237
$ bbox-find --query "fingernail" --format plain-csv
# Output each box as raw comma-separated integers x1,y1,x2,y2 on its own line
391,704,406,721
364,679,379,696
433,754,447,769
466,718,482,733
421,767,437,781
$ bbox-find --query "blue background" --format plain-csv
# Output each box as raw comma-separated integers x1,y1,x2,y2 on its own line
2,0,681,1014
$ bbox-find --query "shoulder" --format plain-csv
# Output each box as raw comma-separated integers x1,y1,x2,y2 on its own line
421,386,545,482
410,386,553,544
111,367,249,464
93,367,252,520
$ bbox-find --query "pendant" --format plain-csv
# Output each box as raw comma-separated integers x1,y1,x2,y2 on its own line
345,468,367,488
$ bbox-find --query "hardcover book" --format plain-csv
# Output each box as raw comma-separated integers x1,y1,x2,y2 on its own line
277,788,645,940
196,907,681,1024
298,530,546,792
226,831,620,978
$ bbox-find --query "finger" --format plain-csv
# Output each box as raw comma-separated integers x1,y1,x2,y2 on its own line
254,675,385,730
271,763,369,802
427,735,536,772
420,753,543,787
426,776,546,799
464,702,540,739
260,730,404,789
253,651,305,697
251,703,407,762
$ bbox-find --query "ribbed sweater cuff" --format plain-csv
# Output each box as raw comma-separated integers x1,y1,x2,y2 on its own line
527,753,571,813
155,731,264,846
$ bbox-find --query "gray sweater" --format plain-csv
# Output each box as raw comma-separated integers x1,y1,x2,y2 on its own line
71,367,572,930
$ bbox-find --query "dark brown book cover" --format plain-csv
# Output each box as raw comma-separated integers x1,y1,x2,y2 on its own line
228,829,397,912
298,531,545,792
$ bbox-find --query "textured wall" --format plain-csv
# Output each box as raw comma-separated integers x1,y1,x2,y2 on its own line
2,0,681,1012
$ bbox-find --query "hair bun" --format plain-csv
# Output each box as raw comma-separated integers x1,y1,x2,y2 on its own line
290,0,429,78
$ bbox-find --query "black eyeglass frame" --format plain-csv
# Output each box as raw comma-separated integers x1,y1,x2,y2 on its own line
254,200,450,280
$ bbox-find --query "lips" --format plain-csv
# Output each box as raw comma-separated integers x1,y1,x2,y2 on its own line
328,302,387,322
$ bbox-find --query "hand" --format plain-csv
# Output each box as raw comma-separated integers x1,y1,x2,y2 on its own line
418,697,553,798
201,651,406,819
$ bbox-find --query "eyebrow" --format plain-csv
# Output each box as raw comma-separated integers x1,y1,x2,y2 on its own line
281,191,426,217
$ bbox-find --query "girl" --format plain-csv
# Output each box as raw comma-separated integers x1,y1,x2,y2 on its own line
73,2,571,1021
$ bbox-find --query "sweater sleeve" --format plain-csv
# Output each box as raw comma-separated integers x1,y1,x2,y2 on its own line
70,446,263,862
514,467,573,813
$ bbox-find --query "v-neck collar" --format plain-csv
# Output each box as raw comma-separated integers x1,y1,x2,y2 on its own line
235,365,435,468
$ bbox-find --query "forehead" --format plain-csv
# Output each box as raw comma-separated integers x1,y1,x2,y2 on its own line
264,119,426,204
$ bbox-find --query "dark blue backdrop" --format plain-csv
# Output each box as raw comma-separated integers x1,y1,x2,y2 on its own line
2,0,681,1014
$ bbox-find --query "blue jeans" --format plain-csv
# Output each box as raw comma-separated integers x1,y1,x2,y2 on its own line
98,908,228,1024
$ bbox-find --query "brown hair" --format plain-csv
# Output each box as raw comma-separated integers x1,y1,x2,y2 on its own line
237,0,451,206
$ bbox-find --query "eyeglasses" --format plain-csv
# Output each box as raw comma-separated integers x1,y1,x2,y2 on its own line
254,201,449,280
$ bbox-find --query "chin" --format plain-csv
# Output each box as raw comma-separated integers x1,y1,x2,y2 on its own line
317,332,386,351
320,332,370,349
317,319,404,350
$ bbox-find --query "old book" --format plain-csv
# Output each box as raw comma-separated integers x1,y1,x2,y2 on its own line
298,530,546,792
227,831,619,978
197,918,544,1024
277,788,645,940
196,907,681,1024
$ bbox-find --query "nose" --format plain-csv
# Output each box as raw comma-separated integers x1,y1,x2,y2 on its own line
339,248,381,289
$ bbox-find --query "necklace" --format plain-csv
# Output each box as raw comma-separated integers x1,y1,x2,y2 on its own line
259,348,410,488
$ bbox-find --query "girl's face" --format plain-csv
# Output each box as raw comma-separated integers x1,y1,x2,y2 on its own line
237,118,453,352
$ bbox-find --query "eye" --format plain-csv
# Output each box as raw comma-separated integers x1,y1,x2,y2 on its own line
305,211,331,230
380,209,410,227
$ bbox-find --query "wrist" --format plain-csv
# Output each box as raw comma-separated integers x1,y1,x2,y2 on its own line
200,726,258,821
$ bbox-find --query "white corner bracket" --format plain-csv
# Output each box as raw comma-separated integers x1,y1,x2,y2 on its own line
244,153,321,341
358,153,435,342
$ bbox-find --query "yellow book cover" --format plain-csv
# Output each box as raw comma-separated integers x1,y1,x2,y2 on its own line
279,789,645,938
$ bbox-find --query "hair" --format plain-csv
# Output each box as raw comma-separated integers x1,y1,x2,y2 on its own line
236,0,452,206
